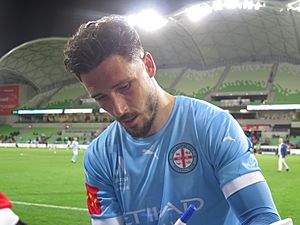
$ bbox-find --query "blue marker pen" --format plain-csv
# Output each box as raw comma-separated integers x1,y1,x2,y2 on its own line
174,204,196,225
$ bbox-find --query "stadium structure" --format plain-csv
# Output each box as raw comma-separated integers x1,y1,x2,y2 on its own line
0,0,300,152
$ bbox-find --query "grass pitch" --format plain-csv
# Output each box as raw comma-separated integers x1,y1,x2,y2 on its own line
0,148,299,224
0,148,89,225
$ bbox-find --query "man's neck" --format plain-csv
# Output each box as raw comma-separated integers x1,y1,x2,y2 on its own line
149,90,175,136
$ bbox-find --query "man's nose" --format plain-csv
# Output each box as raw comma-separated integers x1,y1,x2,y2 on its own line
110,93,128,117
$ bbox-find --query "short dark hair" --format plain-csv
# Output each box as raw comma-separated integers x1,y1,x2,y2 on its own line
64,15,144,80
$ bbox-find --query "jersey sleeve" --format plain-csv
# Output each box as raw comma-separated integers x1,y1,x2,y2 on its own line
203,109,280,223
84,142,124,221
204,110,261,188
227,181,280,224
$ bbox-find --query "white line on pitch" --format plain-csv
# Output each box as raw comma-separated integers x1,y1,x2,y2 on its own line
12,201,87,211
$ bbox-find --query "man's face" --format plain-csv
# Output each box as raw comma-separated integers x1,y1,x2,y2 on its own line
81,54,158,138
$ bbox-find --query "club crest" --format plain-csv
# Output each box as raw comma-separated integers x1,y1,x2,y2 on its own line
168,143,198,173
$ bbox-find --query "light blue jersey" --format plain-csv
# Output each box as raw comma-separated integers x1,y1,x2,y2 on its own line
84,96,277,225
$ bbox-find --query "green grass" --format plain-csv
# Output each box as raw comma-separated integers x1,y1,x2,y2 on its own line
255,154,300,223
0,148,90,225
0,148,299,224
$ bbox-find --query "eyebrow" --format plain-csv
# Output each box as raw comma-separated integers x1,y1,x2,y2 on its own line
90,78,135,99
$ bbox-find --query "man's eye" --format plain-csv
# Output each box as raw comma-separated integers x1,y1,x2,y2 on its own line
95,95,107,101
119,82,130,91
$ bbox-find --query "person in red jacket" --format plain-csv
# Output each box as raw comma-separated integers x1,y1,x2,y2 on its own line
0,192,27,225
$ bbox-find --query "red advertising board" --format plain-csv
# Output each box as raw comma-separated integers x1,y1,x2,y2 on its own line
0,85,19,115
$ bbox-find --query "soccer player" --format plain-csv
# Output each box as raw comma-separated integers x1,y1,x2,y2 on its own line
64,15,291,225
69,137,79,163
276,137,289,172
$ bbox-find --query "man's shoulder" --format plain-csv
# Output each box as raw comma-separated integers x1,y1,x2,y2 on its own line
85,122,122,161
176,96,217,110
176,96,226,119
92,121,120,142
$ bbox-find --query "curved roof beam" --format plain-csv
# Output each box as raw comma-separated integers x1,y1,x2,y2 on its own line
289,10,300,58
0,68,39,91
168,17,207,66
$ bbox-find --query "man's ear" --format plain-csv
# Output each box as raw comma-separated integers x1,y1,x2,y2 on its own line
143,52,156,78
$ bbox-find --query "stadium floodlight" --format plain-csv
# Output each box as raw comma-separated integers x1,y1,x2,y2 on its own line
242,0,255,9
287,0,300,11
173,0,266,21
224,0,241,9
211,0,265,11
255,1,265,10
185,4,213,22
126,9,168,31
212,0,224,11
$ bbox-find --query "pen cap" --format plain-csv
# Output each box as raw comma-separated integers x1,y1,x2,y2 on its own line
180,204,196,223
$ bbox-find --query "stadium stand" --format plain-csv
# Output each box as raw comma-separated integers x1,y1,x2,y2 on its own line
180,67,223,97
155,68,186,94
0,123,108,145
44,83,88,108
219,63,271,92
271,63,300,104
19,88,60,109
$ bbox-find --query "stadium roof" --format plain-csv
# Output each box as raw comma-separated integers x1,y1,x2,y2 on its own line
0,38,73,92
0,0,300,92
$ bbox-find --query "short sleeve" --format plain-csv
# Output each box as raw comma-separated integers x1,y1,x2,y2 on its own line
84,143,123,220
204,111,261,188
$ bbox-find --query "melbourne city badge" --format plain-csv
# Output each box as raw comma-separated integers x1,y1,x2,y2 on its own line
168,142,198,173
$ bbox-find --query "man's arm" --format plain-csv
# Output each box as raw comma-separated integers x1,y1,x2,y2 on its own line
225,178,280,224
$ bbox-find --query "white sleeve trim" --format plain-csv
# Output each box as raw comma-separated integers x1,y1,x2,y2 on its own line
222,171,265,199
92,216,125,225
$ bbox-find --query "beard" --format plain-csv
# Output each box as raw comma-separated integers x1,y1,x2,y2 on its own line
118,87,158,138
